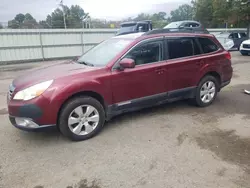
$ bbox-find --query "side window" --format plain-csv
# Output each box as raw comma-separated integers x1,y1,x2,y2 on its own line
185,23,199,28
233,33,239,39
167,38,201,59
142,24,149,31
192,23,200,27
240,33,247,38
124,41,163,66
198,38,219,54
137,24,148,32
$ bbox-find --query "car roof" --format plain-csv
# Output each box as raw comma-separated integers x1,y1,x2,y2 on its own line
112,32,145,39
171,20,201,24
112,32,213,41
120,21,150,26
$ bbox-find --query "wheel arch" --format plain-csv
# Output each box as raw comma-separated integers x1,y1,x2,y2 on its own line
198,71,221,87
56,90,107,126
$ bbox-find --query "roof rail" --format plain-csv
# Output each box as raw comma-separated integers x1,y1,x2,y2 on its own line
143,28,209,35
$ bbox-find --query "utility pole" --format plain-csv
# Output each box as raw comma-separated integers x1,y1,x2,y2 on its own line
247,1,250,38
241,0,250,38
59,0,67,29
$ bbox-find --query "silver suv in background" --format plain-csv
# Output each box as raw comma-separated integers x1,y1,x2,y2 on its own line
164,20,209,34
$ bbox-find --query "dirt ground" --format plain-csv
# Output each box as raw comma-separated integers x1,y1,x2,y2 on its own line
0,52,250,188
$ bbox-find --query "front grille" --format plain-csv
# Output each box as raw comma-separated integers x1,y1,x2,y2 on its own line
243,44,250,49
8,83,15,100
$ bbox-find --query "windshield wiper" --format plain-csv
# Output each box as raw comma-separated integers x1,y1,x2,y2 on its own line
77,61,94,67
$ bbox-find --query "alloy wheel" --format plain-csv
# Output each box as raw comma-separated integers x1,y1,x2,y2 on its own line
68,105,100,135
200,81,216,103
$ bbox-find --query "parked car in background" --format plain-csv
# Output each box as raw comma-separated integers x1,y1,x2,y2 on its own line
7,29,232,141
215,31,248,50
164,20,209,34
240,39,250,55
116,20,153,36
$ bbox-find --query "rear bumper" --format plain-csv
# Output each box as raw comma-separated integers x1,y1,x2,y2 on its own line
220,80,230,89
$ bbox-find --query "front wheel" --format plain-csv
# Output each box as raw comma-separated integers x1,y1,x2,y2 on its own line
193,76,219,107
58,96,105,141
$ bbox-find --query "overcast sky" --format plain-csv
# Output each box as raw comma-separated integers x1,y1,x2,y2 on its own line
0,0,189,22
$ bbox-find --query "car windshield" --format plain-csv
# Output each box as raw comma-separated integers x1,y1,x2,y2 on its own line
77,38,133,67
164,21,182,28
117,24,136,34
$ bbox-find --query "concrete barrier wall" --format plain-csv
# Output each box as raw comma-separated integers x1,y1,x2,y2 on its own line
0,28,247,64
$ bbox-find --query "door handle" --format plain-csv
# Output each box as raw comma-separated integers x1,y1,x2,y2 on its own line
155,68,166,74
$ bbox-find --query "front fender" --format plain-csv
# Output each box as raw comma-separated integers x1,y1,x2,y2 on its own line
42,78,112,113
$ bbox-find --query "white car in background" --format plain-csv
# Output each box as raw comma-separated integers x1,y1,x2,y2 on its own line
239,39,250,55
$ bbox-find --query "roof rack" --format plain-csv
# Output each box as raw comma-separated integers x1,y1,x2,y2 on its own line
143,27,209,35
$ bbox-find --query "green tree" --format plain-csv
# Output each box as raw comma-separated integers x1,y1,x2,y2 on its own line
39,21,51,28
131,12,168,29
8,13,38,29
0,24,3,29
8,20,19,29
170,4,194,21
14,13,25,24
42,5,87,28
151,12,168,28
193,0,213,27
21,13,38,28
24,13,34,21
133,13,151,21
68,5,86,28
50,8,65,28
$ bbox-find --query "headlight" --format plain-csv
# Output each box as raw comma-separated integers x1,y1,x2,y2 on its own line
13,80,53,101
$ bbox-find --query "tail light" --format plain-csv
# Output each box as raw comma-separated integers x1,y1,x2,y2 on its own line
225,51,231,60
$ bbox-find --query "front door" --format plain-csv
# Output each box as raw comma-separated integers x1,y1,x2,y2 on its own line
111,38,168,109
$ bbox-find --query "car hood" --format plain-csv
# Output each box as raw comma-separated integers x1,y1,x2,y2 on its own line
242,39,250,45
13,61,98,88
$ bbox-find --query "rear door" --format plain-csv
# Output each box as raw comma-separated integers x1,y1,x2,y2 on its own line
197,37,232,83
164,37,203,98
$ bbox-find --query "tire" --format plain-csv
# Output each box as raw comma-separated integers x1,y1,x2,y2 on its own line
58,96,105,141
193,75,219,107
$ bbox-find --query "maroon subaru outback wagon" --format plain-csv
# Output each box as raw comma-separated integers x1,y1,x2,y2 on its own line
7,30,233,141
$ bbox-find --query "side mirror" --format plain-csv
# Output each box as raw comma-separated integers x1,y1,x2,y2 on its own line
119,58,135,70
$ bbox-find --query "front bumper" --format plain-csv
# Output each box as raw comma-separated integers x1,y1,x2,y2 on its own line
9,116,56,132
240,46,250,54
7,95,58,132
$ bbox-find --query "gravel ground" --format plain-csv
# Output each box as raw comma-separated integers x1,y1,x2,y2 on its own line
0,52,250,188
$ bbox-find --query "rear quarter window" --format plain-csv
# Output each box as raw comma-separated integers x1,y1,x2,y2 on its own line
198,37,219,54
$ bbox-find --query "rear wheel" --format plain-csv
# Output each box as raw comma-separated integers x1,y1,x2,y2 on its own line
58,96,105,141
193,75,219,107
